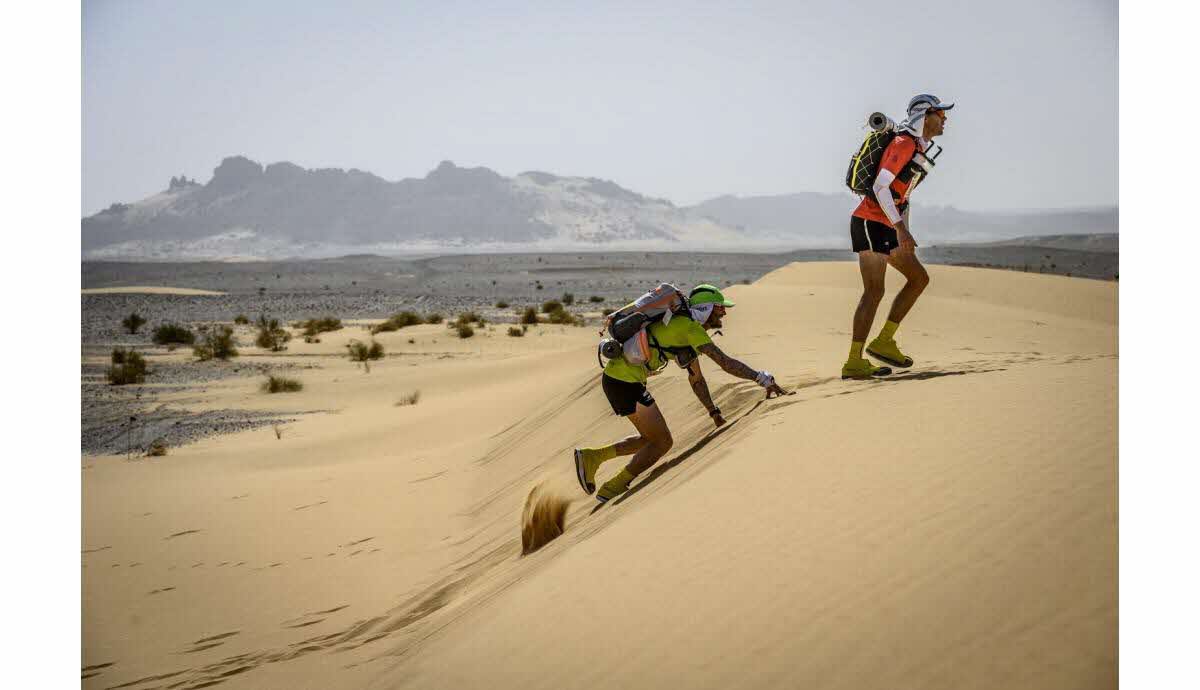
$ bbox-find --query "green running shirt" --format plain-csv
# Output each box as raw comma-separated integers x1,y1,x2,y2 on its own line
603,316,713,384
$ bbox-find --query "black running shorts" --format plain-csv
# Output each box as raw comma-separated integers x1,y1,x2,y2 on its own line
850,215,898,255
602,374,655,416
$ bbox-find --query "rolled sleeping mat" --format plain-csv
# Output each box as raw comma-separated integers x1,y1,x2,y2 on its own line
868,112,895,132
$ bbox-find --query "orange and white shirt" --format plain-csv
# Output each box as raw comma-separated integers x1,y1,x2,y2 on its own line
851,133,929,227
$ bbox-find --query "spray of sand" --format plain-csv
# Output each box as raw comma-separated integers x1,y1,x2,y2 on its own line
521,481,571,555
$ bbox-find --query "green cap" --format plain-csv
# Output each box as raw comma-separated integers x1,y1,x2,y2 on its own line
689,284,735,307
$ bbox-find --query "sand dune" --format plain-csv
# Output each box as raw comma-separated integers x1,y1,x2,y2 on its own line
82,263,1116,689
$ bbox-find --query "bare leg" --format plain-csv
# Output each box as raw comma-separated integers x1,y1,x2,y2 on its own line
612,434,650,457
624,402,674,477
852,251,889,343
885,250,930,324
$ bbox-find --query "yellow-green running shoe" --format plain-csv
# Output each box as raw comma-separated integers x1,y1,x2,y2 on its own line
866,336,914,368
841,357,893,380
596,469,635,504
574,448,607,495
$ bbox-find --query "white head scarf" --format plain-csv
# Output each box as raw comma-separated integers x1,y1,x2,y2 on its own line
689,302,715,326
901,102,933,137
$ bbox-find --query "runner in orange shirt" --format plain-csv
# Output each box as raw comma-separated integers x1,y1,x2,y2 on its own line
842,93,952,379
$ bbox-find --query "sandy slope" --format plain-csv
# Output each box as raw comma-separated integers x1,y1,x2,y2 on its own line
81,263,1116,689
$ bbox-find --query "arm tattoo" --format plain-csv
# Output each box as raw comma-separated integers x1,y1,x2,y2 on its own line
698,343,758,381
687,360,716,412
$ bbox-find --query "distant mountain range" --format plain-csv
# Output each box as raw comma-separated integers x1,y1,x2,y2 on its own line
82,156,1118,260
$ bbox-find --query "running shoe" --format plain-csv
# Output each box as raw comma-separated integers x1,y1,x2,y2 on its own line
866,336,914,368
841,357,893,380
574,448,606,495
596,469,635,504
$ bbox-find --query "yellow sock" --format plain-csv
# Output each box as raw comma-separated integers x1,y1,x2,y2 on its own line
880,320,899,340
849,341,865,359
584,445,617,463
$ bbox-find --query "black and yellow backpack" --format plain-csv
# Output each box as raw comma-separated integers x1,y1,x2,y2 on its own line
845,114,941,200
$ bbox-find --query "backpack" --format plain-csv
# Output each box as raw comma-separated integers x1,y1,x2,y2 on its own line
845,116,941,202
845,129,901,199
597,283,696,372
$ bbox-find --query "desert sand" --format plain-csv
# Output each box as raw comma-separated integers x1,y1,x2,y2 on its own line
82,285,227,295
82,262,1117,689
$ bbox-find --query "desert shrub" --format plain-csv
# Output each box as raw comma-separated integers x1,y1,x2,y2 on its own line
547,308,580,325
589,295,605,303
520,307,540,325
255,315,290,351
561,293,575,306
146,438,168,457
425,312,444,324
601,308,616,317
495,300,509,309
262,375,303,393
122,312,146,334
536,283,544,290
395,390,421,406
107,350,147,385
347,339,385,361
456,311,485,326
233,314,250,325
194,325,238,361
152,323,195,346
542,300,563,314
456,323,475,339
295,316,342,336
372,311,423,334
507,326,526,337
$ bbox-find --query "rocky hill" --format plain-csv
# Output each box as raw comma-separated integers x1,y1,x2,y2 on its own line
82,157,740,259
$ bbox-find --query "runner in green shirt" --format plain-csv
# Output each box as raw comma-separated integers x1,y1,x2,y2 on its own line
575,284,788,503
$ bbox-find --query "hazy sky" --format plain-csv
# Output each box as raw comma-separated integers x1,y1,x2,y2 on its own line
82,0,1117,216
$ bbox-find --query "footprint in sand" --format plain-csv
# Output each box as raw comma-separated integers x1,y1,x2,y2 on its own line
82,545,112,554
182,631,240,653
339,537,374,548
165,529,202,540
148,586,176,595
282,604,350,629
309,605,349,615
81,662,114,678
293,500,328,511
195,631,241,644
